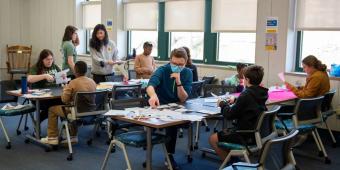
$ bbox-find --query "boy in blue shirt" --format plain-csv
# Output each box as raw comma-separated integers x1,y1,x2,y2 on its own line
147,48,193,169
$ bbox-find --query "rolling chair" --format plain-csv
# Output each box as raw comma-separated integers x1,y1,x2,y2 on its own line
321,89,337,147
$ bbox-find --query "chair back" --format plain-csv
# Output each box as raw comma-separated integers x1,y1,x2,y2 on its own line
203,84,237,97
128,70,137,80
293,96,324,125
0,80,19,103
189,80,204,99
73,91,109,117
322,89,336,112
6,45,32,73
259,130,298,170
105,75,124,82
254,105,281,148
202,75,215,84
111,83,146,109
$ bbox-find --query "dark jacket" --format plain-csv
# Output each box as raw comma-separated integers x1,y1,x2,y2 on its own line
219,85,268,130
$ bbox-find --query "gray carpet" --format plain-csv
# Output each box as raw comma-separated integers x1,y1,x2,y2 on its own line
1,115,340,170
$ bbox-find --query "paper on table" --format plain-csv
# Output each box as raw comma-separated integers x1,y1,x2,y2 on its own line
1,103,28,110
197,109,219,115
204,98,219,103
278,72,285,82
55,69,70,84
104,110,131,116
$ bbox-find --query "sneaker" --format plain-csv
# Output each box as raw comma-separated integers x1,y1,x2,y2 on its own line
165,154,180,170
61,136,78,145
40,137,59,145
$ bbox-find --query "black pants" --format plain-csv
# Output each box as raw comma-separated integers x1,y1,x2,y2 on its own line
166,126,178,154
92,73,114,84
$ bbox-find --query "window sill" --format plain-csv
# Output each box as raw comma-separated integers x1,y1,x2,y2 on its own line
154,60,236,70
78,54,91,58
285,72,340,81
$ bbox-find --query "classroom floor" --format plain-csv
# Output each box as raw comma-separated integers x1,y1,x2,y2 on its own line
1,115,340,170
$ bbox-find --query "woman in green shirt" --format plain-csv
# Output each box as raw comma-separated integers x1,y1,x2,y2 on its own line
61,25,78,79
28,49,63,123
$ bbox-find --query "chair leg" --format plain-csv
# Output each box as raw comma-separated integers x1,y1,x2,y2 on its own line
324,121,337,147
203,119,210,131
289,149,297,166
113,140,132,170
63,122,73,161
16,115,24,135
219,152,232,170
311,131,322,153
162,144,173,170
88,123,99,145
213,120,220,133
24,114,29,130
243,150,250,163
314,129,331,164
0,117,11,149
101,140,118,170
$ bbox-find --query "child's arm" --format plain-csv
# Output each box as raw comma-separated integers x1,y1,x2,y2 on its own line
220,95,245,120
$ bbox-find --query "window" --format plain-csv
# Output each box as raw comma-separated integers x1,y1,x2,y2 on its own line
298,31,340,69
83,0,101,53
170,32,204,60
218,33,256,63
130,31,158,57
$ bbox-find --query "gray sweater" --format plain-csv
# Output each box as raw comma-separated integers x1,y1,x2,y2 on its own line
90,40,118,75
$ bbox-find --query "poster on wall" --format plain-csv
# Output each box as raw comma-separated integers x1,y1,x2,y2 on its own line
106,19,113,31
265,17,278,51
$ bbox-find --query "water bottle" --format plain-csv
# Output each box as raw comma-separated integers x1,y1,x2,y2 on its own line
21,76,28,94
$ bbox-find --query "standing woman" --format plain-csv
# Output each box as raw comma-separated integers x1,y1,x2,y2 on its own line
183,46,198,82
62,25,78,79
90,24,122,84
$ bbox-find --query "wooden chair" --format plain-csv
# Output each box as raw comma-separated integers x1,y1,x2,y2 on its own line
6,45,32,80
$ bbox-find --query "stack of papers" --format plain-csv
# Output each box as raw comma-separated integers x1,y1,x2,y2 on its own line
1,104,28,110
104,110,131,116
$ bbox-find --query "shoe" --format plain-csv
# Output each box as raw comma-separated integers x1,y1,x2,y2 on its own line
165,154,180,170
40,136,59,145
61,136,78,145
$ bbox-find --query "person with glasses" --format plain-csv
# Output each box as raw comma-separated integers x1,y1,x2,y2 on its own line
146,48,193,170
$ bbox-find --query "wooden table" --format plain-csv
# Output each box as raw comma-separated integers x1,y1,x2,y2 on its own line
6,87,63,149
112,115,192,170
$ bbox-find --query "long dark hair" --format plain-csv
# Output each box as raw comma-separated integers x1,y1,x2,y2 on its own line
90,24,109,52
36,49,54,75
182,46,192,66
62,25,78,43
302,55,327,72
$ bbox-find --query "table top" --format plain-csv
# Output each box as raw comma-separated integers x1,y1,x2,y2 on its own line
232,90,297,105
6,87,63,101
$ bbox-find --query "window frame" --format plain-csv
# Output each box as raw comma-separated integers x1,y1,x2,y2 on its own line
84,0,101,55
126,0,255,66
295,31,304,72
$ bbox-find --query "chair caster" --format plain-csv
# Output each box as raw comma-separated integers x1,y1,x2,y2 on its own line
16,130,21,135
111,146,116,153
24,126,29,131
179,132,183,138
6,142,11,149
201,152,206,158
325,157,331,164
205,127,210,132
87,139,93,146
318,151,324,157
24,139,30,144
142,162,146,168
67,154,73,161
187,155,193,163
213,128,218,133
96,132,101,137
332,142,337,148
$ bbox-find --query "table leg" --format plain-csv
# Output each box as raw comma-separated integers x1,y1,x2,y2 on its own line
146,127,152,170
25,99,51,150
187,123,193,162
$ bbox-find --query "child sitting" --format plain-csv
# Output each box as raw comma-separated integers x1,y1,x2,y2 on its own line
224,63,247,92
209,65,268,163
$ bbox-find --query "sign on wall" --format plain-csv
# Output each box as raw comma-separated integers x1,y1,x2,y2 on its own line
265,17,278,51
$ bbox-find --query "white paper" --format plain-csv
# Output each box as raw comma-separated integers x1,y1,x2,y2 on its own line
1,103,28,110
55,69,70,84
197,109,220,115
278,72,285,82
204,98,219,103
104,110,131,116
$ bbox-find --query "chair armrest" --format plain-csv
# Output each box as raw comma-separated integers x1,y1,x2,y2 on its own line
277,112,295,117
234,130,256,133
232,162,260,168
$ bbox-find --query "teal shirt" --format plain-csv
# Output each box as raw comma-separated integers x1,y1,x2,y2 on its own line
225,75,240,86
62,41,77,76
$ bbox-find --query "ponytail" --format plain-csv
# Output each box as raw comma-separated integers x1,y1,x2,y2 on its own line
302,55,327,72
